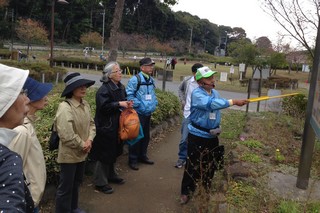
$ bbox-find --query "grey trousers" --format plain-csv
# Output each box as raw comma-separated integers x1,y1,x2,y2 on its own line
93,161,117,186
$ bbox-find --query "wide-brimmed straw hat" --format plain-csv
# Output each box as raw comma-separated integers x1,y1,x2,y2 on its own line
23,77,53,102
61,72,95,97
0,64,29,118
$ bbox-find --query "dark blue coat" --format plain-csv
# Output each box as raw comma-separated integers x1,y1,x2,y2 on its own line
0,144,34,212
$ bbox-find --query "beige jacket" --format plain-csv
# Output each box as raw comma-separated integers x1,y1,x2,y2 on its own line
10,116,46,207
56,98,96,163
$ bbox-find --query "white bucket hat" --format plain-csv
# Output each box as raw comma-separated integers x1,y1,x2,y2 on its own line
0,64,29,118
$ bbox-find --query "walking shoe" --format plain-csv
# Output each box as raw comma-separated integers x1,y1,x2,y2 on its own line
138,158,154,165
129,163,139,170
175,159,186,169
95,185,114,194
109,177,125,185
180,194,189,205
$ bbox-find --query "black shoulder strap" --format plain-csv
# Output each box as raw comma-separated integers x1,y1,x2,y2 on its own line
134,74,155,95
135,74,142,92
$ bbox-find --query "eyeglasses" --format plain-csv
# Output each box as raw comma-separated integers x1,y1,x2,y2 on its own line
20,89,28,96
111,69,123,74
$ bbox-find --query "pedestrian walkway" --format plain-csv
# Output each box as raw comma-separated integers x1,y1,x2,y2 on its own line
78,126,186,213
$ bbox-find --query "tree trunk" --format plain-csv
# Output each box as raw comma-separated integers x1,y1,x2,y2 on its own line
27,43,30,58
288,62,292,74
107,0,125,62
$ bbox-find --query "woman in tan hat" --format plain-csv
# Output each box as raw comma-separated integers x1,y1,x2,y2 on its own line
0,64,34,212
55,72,96,213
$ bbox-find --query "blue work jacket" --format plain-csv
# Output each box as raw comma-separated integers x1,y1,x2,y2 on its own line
188,87,230,138
126,72,158,116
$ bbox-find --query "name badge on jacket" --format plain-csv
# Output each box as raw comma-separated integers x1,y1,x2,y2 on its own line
209,112,216,120
145,94,152,100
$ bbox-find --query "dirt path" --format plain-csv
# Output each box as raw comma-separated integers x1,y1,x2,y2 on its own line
77,126,187,213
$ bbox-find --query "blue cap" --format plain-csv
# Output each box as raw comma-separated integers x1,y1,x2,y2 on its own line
23,77,53,102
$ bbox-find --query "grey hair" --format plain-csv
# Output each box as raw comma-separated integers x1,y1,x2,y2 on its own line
101,61,120,82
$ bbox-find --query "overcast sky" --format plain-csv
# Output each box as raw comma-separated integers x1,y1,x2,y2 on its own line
171,0,285,44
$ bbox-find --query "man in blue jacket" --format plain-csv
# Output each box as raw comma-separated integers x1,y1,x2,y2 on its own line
126,57,158,170
180,66,248,204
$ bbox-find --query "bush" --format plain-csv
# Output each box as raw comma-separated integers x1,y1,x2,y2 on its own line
282,94,307,119
0,48,11,59
53,56,165,77
36,87,181,184
0,61,67,82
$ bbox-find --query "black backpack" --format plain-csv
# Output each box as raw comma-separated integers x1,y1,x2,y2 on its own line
135,74,155,94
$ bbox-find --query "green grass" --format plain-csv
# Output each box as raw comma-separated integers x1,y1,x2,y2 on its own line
240,139,264,149
241,153,262,163
276,200,301,213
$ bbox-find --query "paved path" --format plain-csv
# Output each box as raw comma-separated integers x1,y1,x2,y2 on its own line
78,126,187,213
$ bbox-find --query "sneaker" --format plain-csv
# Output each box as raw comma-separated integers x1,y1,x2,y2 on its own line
180,194,189,205
175,159,186,168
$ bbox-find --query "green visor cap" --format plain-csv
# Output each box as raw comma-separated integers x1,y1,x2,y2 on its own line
195,66,217,81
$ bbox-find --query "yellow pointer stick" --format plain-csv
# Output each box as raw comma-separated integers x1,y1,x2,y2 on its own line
248,93,300,103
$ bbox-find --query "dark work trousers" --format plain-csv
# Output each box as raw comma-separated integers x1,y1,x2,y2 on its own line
180,133,219,196
55,162,85,213
129,114,151,164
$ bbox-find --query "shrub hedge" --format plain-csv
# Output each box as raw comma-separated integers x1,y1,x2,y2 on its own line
0,60,67,82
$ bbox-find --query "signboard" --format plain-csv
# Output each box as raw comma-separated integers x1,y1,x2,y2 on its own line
220,72,228,82
311,66,320,138
302,64,310,72
250,79,260,93
230,65,234,74
266,89,282,112
253,68,270,79
239,63,245,72
157,70,173,82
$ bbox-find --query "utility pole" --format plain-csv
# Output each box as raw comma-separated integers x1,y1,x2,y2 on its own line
99,2,105,55
188,27,193,54
10,9,14,56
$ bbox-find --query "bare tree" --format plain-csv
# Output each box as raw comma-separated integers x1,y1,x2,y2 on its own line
261,0,319,59
108,0,125,62
118,33,135,58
